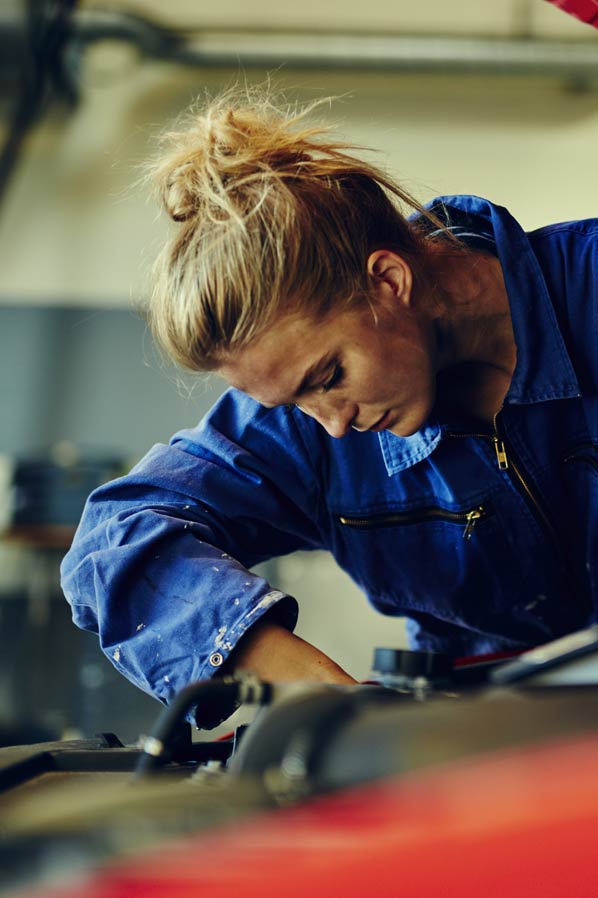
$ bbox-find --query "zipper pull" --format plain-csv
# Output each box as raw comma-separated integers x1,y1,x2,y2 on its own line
463,508,483,540
494,435,509,470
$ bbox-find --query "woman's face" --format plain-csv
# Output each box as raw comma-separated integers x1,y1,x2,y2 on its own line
219,282,438,439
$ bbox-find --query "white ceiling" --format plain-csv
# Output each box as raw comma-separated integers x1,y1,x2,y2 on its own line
1,0,596,306
81,0,596,38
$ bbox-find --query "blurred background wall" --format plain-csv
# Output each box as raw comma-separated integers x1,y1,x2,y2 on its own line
0,0,597,741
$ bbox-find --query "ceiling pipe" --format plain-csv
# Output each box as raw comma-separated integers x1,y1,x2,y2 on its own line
0,6,596,210
68,8,598,80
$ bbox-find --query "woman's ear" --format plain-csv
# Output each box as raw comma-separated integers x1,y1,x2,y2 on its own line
367,250,413,308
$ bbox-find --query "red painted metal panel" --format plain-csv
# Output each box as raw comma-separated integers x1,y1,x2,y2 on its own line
17,734,598,898
545,0,598,26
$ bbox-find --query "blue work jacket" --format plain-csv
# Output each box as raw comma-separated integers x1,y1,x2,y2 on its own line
61,195,598,707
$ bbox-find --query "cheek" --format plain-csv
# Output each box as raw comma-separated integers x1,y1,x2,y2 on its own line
387,353,435,404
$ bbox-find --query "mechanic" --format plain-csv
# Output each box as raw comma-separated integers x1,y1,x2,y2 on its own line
61,89,598,706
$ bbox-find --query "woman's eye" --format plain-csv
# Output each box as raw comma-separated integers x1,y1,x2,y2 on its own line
321,365,343,392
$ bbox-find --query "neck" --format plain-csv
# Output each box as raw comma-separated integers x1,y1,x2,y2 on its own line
426,244,516,375
424,244,516,422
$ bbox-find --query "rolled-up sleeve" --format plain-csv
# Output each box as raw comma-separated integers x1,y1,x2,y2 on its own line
60,390,323,704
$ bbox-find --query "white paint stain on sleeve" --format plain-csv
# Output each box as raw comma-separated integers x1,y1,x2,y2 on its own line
246,590,285,617
136,623,145,632
113,647,121,662
214,625,233,652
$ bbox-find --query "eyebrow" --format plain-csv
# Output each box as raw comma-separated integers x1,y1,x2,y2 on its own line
292,354,336,401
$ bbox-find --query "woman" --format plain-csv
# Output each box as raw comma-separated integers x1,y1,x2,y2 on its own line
61,89,598,711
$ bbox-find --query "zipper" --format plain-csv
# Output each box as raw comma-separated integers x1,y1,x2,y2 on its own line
493,435,509,470
499,424,587,612
448,414,574,590
444,416,508,470
492,411,565,554
446,419,588,617
443,424,509,471
444,415,562,553
462,507,484,540
338,504,488,541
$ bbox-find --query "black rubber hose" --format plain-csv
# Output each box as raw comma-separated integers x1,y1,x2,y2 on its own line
134,675,273,779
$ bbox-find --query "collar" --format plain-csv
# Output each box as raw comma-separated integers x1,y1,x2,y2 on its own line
378,422,442,476
378,195,581,476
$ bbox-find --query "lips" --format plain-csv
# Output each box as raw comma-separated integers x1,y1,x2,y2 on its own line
369,410,392,433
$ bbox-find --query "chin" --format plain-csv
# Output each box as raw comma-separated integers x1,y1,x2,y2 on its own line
389,423,420,438
388,403,433,438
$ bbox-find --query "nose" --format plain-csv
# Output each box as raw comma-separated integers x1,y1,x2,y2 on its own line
297,396,357,439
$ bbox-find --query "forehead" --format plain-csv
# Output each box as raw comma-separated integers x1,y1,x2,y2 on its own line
219,312,337,406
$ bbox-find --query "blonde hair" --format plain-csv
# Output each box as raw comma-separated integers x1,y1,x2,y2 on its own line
146,87,440,372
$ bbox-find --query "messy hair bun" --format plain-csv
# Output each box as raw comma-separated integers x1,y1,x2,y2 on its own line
145,85,437,372
157,100,322,225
